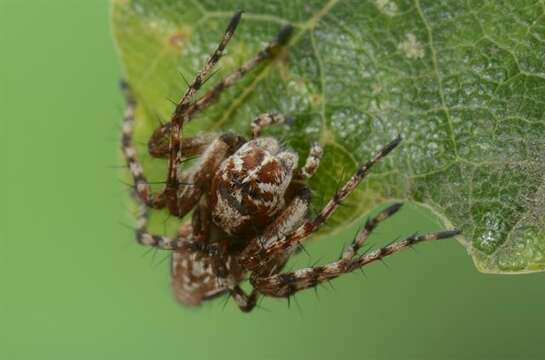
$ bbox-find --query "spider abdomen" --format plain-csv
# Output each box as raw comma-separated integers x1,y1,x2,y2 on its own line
208,138,298,237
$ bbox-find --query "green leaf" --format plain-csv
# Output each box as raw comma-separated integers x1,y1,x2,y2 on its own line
111,0,545,274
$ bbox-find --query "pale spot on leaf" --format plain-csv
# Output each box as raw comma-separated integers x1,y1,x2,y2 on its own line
398,33,425,59
375,0,399,17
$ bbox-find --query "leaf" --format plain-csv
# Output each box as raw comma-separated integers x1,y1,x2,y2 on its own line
111,0,545,274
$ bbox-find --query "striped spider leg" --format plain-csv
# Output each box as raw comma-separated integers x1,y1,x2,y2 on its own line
251,204,461,298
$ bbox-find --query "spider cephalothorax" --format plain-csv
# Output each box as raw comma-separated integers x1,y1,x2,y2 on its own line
209,137,298,237
120,11,460,312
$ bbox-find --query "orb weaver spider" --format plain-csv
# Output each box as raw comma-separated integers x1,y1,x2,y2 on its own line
120,11,460,312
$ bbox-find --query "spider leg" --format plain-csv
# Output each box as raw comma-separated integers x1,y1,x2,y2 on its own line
120,80,166,208
239,188,312,273
133,201,193,250
295,142,323,179
261,136,402,258
250,113,288,138
183,25,294,122
172,11,244,124
230,286,258,313
251,213,461,298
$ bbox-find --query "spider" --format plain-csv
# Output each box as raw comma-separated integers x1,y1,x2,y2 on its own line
120,11,460,312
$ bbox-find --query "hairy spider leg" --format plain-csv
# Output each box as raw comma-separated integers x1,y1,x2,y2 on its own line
252,223,461,298
182,25,294,123
134,200,193,250
121,82,192,250
120,80,166,208
172,11,244,125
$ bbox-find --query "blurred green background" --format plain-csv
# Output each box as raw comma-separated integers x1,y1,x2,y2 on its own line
1,1,544,359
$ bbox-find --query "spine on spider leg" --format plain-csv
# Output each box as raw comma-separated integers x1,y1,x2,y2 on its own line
253,229,461,298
